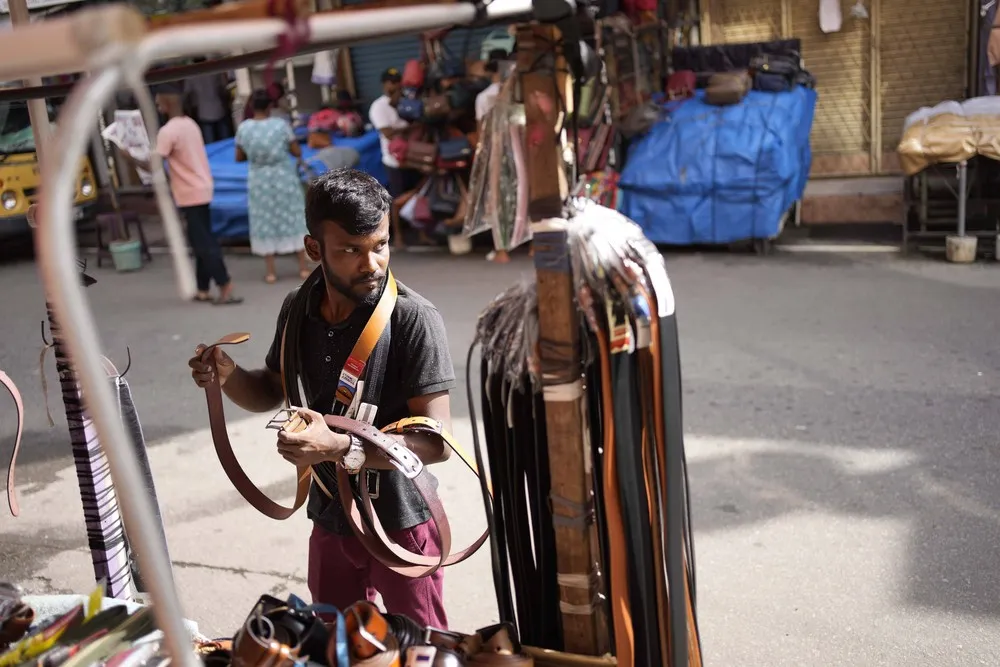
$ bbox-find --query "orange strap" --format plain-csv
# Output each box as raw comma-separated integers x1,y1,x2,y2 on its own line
592,325,635,667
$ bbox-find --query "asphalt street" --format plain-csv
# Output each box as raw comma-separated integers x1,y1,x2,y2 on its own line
2,247,1000,665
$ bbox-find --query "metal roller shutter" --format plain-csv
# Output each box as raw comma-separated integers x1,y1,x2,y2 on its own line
879,0,968,173
442,25,511,61
347,19,509,117
790,0,872,176
705,0,782,44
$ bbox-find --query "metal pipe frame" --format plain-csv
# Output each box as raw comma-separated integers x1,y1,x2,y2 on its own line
16,1,535,666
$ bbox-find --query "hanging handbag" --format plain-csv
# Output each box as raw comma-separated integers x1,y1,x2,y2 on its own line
403,140,438,171
423,94,451,121
429,175,461,217
412,191,434,227
396,97,424,122
402,59,426,88
439,57,465,79
438,135,472,162
446,83,475,113
389,135,409,163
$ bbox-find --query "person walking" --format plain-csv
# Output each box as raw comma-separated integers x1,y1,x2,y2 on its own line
121,86,242,305
369,67,420,248
236,89,311,283
184,64,232,145
475,49,508,122
187,168,455,628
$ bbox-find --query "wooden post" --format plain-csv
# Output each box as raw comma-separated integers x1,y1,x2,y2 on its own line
516,23,610,656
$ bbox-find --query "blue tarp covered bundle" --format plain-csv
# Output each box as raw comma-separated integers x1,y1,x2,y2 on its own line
620,87,817,245
206,129,386,239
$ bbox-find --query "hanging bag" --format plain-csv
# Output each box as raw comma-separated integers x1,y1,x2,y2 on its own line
397,97,425,122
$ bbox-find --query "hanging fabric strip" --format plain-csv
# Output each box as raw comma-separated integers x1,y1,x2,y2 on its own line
47,304,134,600
104,355,171,596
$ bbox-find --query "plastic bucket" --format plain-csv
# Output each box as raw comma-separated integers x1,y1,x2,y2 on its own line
109,239,143,272
447,233,472,256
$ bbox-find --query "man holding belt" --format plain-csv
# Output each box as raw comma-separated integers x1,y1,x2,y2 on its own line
187,168,455,627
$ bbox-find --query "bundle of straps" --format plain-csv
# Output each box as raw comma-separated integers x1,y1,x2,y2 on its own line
199,267,489,578
467,201,704,665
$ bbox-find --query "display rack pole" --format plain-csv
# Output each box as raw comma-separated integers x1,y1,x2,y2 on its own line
516,23,610,657
10,0,136,602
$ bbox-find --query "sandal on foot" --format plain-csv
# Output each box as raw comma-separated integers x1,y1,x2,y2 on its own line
192,294,212,303
264,274,277,284
213,294,244,306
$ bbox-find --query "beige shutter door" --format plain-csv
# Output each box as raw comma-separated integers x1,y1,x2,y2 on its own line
879,0,968,174
702,0,969,176
791,0,872,175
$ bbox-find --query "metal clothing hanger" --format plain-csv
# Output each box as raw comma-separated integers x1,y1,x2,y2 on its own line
0,1,535,666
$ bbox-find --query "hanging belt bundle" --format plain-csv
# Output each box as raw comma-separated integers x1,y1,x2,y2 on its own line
199,267,490,579
466,199,703,665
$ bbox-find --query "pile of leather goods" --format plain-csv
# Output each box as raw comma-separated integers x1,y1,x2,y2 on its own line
0,581,574,667
200,595,539,667
464,199,703,666
199,268,488,579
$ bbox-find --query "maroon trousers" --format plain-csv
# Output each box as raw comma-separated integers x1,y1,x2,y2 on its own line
307,521,448,629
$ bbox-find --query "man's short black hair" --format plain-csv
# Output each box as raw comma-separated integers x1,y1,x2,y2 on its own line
251,89,272,112
305,168,392,238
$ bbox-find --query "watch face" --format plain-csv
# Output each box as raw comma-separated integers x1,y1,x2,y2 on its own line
343,447,366,471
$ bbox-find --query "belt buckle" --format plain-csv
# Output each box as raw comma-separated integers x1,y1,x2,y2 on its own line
266,408,306,433
423,626,463,650
366,469,380,500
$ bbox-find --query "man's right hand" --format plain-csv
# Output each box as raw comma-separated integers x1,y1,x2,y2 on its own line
189,345,236,388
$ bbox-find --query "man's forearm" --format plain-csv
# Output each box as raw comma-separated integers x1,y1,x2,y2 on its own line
121,150,151,173
222,366,284,413
360,431,450,470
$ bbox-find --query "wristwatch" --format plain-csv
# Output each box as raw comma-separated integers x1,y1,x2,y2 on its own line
341,433,367,474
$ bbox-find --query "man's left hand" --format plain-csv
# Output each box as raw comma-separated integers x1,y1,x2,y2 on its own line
276,407,348,466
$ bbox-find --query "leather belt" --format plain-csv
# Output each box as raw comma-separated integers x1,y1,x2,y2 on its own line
1,370,24,517
583,294,634,667
201,332,312,521
329,415,489,578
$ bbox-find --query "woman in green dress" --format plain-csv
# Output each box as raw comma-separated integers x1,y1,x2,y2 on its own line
235,89,310,283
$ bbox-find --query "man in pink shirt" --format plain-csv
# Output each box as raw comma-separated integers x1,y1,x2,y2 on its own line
122,87,242,305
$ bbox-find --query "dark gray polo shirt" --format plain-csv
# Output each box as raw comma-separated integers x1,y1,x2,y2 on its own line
264,278,455,535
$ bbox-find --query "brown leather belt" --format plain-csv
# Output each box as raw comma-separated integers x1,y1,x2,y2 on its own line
1,370,24,518
201,332,312,521
580,288,634,667
329,415,489,578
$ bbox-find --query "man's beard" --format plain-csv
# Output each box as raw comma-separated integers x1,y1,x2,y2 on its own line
320,260,385,308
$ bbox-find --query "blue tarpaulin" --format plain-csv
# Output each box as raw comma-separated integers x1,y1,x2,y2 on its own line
620,87,817,245
206,129,386,239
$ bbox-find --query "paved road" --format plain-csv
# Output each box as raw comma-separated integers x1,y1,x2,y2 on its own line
1,248,999,665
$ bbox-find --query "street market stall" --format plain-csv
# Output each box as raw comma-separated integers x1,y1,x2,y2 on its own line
897,97,1000,260
0,0,703,665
